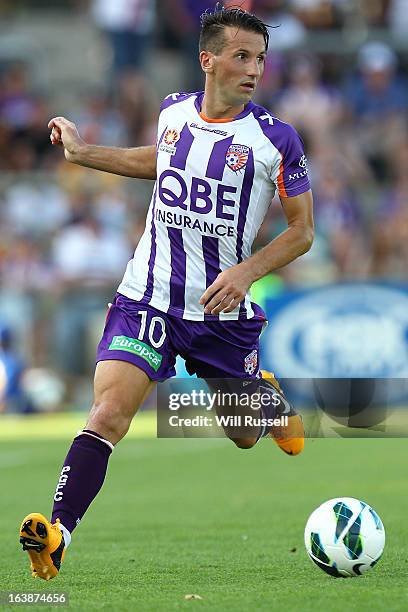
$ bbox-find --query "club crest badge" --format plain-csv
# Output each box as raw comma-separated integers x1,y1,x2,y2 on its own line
244,349,258,375
225,144,250,173
159,128,180,155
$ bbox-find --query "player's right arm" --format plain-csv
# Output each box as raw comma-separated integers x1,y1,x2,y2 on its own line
48,116,157,180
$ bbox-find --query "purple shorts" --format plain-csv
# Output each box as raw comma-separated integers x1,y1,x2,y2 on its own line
96,294,267,381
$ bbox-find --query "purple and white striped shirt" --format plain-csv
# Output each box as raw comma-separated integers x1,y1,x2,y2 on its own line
118,92,310,321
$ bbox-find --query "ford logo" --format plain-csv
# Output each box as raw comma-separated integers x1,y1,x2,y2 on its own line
262,284,408,378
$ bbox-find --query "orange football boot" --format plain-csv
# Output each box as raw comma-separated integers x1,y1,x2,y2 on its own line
19,513,65,580
261,370,305,455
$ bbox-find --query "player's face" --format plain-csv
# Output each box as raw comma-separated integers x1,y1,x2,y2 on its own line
210,27,266,107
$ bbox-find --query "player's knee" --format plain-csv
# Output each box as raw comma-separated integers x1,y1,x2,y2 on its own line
87,400,131,444
231,437,258,450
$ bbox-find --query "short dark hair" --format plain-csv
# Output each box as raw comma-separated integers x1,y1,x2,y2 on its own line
199,4,270,55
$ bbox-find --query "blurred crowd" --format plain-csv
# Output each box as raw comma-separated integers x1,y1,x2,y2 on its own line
0,0,408,400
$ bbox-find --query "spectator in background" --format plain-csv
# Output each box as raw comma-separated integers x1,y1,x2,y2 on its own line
388,0,408,40
253,0,306,51
52,198,131,288
0,232,56,367
288,0,389,30
51,201,132,375
345,41,408,182
0,63,53,170
2,180,70,238
0,234,54,292
0,325,33,413
372,141,408,279
115,71,159,146
288,0,339,29
161,0,214,91
0,63,37,132
93,187,130,234
91,0,156,78
313,161,367,278
75,90,127,147
275,54,343,148
71,78,158,152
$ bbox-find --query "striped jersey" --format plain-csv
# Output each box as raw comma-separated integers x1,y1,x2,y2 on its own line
118,91,311,321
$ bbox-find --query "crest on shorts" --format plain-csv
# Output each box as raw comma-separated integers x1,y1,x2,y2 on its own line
159,128,180,156
244,349,258,375
225,144,250,173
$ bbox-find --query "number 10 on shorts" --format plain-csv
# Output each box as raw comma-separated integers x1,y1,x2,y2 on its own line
136,311,166,349
108,310,166,372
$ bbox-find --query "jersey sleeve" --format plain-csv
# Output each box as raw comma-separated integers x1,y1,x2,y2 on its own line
159,92,194,113
157,92,197,148
270,124,310,198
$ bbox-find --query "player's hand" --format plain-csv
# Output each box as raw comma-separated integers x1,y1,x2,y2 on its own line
199,263,255,315
48,116,86,162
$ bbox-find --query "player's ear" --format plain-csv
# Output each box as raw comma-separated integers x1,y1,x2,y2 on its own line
200,50,215,74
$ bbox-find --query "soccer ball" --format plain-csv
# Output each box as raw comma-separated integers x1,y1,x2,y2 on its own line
304,497,385,577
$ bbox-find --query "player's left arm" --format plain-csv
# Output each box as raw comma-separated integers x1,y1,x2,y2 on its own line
199,189,314,315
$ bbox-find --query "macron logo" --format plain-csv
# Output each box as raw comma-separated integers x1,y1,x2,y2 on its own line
260,113,274,125
165,93,181,102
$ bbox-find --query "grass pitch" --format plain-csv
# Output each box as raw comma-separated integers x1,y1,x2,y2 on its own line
0,413,407,611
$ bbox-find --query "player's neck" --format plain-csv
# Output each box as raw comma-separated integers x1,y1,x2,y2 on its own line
200,93,245,122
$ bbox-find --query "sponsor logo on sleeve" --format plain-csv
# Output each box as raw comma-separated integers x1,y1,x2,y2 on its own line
299,155,308,168
109,335,162,371
289,155,309,181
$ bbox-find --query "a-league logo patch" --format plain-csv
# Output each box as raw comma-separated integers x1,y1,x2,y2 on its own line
159,128,180,156
225,144,250,173
164,128,180,146
244,349,258,375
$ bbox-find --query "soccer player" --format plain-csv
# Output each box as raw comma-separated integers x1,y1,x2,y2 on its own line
19,6,313,580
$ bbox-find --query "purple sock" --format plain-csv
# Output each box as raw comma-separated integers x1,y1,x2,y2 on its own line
51,430,113,533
